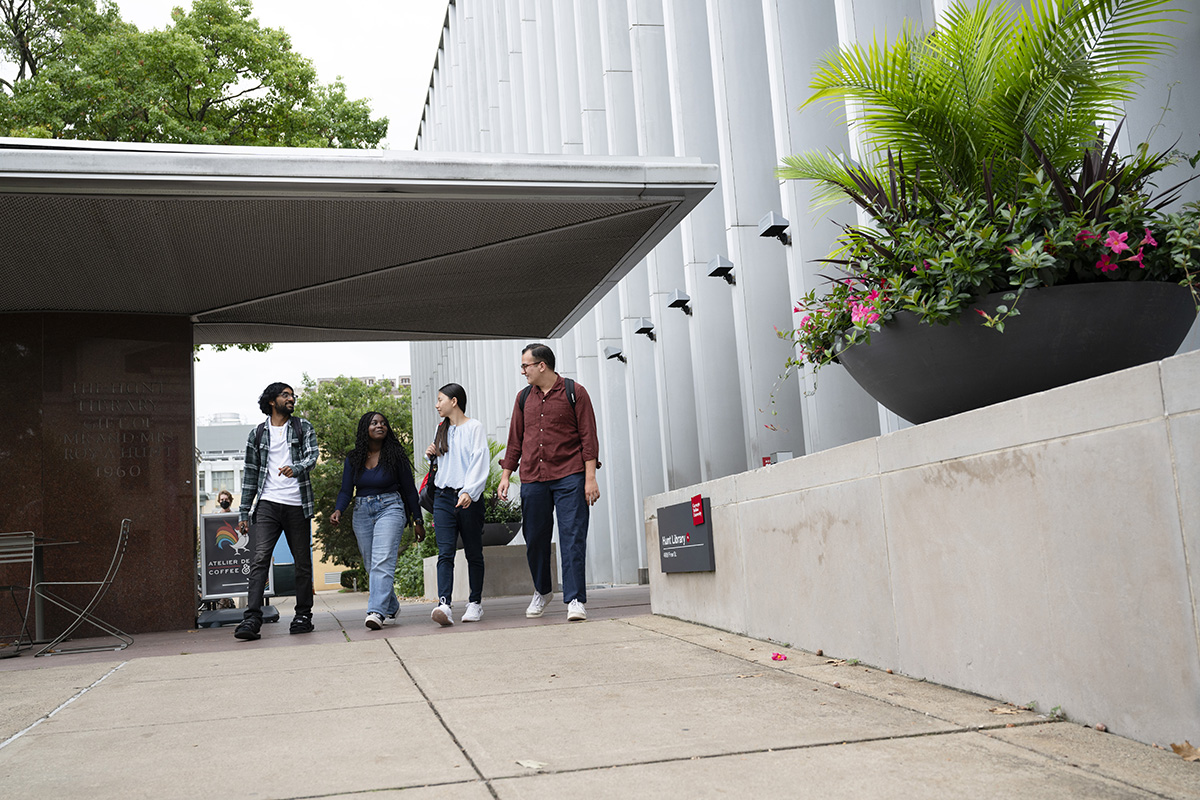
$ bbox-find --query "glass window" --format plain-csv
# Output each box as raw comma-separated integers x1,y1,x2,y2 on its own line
211,471,236,494
197,472,206,492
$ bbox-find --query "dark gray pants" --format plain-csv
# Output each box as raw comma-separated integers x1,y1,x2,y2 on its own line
244,500,313,619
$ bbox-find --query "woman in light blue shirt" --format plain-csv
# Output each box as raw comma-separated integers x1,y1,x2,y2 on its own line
424,383,489,626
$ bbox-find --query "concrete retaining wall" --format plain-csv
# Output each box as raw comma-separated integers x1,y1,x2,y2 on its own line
645,349,1200,746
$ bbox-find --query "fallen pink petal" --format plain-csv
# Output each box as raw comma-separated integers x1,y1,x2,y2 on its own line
771,653,787,661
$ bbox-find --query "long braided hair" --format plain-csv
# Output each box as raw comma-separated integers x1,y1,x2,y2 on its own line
346,410,412,480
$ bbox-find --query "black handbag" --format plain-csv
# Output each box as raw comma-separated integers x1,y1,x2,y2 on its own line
418,456,437,514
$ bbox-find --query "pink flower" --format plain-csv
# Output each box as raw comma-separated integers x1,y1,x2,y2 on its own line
911,265,918,273
850,302,880,325
1141,228,1158,248
1096,253,1118,272
771,653,787,661
1104,230,1130,254
866,289,880,302
1076,229,1098,243
974,308,987,317
1127,247,1146,269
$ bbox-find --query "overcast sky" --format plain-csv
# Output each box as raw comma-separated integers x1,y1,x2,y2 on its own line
110,1,448,423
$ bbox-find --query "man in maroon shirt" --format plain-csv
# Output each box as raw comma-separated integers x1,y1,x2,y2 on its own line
498,343,600,621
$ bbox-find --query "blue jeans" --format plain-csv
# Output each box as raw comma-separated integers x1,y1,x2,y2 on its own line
351,492,406,617
433,487,485,605
521,472,588,604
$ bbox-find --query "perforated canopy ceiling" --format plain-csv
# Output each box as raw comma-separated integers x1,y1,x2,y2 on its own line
0,139,716,343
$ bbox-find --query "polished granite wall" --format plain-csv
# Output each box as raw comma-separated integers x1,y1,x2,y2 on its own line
0,314,195,638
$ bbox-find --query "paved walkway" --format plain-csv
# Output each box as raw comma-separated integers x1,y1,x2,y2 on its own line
1,586,1196,798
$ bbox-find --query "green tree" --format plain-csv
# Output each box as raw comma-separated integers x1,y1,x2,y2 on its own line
294,375,414,574
0,0,388,146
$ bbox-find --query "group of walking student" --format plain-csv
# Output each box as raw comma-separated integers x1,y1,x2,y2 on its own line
231,343,601,642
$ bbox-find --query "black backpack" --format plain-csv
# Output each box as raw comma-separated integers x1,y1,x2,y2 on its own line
517,378,600,468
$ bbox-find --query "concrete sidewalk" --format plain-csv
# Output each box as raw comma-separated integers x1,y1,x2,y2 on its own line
1,586,1196,798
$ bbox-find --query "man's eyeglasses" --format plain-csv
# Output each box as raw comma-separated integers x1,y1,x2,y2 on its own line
519,362,543,372
279,392,296,399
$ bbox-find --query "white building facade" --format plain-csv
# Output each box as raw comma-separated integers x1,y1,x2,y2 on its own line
410,0,1200,585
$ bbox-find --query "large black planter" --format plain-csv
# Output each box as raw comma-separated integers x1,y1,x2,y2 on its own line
453,521,521,549
836,281,1197,424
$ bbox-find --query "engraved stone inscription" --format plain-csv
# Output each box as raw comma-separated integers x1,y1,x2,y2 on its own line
63,381,181,478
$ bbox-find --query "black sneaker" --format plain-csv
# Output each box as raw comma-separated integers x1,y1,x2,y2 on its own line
234,617,261,641
289,613,314,634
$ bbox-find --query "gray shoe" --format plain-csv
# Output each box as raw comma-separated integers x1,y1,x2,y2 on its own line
365,612,384,630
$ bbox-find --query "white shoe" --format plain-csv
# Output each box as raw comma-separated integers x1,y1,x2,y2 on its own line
525,592,551,618
431,603,454,627
461,602,483,623
567,599,587,622
365,612,384,630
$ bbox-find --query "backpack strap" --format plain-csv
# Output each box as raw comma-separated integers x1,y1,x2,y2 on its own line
518,385,532,413
254,418,303,448
519,380,577,412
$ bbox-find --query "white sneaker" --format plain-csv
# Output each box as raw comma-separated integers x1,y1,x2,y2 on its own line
525,592,551,618
567,599,587,621
431,603,454,627
461,602,483,623
365,612,384,630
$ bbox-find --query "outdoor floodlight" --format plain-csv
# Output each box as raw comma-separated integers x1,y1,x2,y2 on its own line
603,345,627,363
758,211,791,246
667,289,693,316
635,317,657,341
707,254,736,285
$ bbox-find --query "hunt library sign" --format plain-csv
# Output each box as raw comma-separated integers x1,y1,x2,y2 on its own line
62,381,179,473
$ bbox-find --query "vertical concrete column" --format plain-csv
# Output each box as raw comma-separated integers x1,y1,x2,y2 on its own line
553,1,584,154
662,0,746,481
534,0,562,154
630,0,702,490
572,313,617,584
762,0,881,453
574,0,609,155
519,0,544,153
600,0,666,512
504,0,528,152
483,0,506,152
706,0,805,466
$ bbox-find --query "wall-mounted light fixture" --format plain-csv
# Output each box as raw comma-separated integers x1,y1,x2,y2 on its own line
667,289,692,316
603,345,627,363
758,211,791,246
634,317,657,341
707,255,735,285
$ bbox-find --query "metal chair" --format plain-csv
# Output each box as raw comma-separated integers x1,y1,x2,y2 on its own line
34,519,133,657
0,531,36,657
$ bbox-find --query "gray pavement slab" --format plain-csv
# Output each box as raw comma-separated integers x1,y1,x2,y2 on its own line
2,585,1196,799
491,730,1165,799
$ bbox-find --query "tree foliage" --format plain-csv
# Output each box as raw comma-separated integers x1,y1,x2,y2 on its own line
295,375,414,571
0,0,388,146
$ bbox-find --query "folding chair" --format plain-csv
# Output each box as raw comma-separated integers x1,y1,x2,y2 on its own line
0,531,36,657
34,518,133,657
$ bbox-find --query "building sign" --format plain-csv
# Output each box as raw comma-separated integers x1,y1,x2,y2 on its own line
658,496,715,573
199,513,274,600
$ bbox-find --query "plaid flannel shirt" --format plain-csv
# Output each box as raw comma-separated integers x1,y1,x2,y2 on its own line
238,417,319,522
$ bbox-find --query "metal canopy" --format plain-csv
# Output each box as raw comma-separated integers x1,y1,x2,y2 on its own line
0,139,717,343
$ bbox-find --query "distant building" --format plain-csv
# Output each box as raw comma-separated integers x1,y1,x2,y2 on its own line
316,375,410,396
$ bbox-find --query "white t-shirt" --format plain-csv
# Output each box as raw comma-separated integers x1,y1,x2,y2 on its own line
260,421,302,506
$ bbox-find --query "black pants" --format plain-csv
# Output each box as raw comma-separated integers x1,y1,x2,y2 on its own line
245,500,313,619
433,487,485,605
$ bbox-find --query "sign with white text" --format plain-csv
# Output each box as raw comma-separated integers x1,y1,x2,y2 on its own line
199,513,275,599
658,497,715,573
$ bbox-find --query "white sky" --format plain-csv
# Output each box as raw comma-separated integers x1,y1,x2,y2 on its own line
109,0,448,423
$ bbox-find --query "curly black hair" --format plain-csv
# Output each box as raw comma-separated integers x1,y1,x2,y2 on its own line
346,410,412,481
257,382,293,416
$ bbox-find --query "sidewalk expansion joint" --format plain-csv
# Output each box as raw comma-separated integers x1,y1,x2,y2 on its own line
386,638,501,800
0,661,127,751
488,727,1016,782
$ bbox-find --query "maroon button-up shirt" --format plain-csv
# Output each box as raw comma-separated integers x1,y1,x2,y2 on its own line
500,375,599,482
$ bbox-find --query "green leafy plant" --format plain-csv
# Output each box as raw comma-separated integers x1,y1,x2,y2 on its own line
777,0,1198,381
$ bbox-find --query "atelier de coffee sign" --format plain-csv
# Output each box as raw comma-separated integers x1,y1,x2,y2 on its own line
657,494,715,573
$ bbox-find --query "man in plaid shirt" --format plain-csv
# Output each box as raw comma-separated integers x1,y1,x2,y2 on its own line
234,382,320,641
